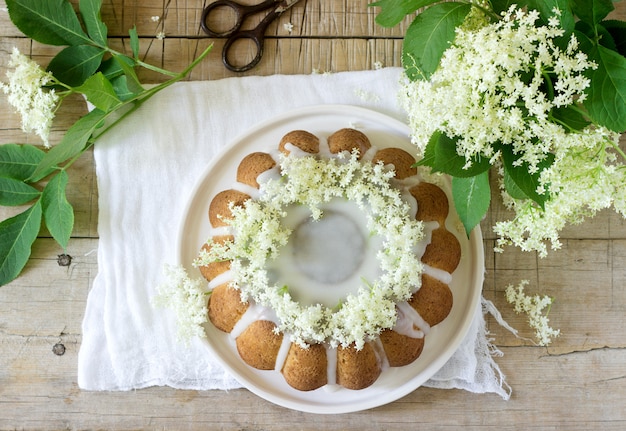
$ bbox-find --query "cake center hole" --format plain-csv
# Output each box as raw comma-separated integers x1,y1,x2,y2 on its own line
292,210,365,284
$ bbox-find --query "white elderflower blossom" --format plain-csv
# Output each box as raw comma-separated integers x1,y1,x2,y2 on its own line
0,47,61,147
505,280,560,346
400,6,596,172
153,264,208,344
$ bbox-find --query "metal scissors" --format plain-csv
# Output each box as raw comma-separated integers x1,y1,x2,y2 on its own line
201,0,301,72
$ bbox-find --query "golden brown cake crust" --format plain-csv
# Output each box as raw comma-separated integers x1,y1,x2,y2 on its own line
208,189,250,228
279,130,320,155
421,227,462,274
336,343,381,390
236,152,276,188
207,283,249,333
281,343,328,391
236,320,284,370
409,274,453,327
379,329,425,367
327,128,371,159
198,235,233,281
372,147,418,179
410,182,450,224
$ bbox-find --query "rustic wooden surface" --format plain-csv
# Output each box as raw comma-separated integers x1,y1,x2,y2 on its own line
1,0,626,429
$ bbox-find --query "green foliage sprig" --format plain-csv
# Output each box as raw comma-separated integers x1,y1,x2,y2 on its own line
0,0,212,286
371,0,626,246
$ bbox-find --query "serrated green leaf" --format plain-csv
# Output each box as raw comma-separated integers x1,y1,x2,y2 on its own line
129,26,140,59
0,177,41,206
500,144,554,208
583,43,626,133
491,0,527,15
503,168,528,200
603,20,626,57
576,21,617,51
29,109,107,182
551,105,590,131
47,45,105,87
5,0,91,46
76,72,121,111
113,54,144,94
79,0,107,46
416,132,492,177
0,201,42,287
42,171,74,249
370,0,440,28
109,75,136,101
526,0,575,34
0,144,48,181
402,2,471,81
452,172,490,237
571,0,614,26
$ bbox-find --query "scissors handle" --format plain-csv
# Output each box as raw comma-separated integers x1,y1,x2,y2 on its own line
222,5,280,72
201,0,277,37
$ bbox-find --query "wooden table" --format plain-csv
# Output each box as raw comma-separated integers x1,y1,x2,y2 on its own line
1,0,625,429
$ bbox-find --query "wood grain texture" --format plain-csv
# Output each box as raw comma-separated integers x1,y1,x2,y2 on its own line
1,0,626,428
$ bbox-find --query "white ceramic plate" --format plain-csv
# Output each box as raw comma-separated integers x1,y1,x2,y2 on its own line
177,105,484,414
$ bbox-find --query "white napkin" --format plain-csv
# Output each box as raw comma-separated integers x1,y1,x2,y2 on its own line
78,68,511,400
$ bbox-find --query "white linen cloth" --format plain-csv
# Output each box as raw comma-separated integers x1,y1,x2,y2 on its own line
78,68,511,400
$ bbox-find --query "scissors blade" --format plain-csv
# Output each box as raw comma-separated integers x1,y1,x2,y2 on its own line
275,0,301,13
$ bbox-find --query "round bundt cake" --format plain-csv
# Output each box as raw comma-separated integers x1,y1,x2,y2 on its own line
196,128,461,391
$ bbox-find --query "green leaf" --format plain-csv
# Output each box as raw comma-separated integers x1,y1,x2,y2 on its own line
129,26,140,59
370,0,440,28
570,0,614,26
551,105,590,131
42,171,74,249
0,177,41,206
5,0,91,46
491,0,527,15
503,168,528,200
76,72,121,111
29,109,107,182
402,2,471,80
113,54,144,94
575,20,617,51
79,0,107,46
526,0,575,34
500,144,554,208
416,132,492,177
0,144,48,181
452,172,490,237
47,45,105,87
0,201,42,287
109,75,136,101
583,42,626,133
603,20,626,57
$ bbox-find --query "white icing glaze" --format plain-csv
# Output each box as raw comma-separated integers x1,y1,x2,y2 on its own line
231,181,261,200
326,346,338,386
207,269,234,290
274,334,292,372
208,225,234,237
394,301,431,338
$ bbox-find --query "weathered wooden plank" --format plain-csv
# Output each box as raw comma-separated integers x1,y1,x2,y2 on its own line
0,343,624,429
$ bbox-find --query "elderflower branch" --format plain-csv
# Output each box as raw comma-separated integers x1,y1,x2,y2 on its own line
505,280,560,346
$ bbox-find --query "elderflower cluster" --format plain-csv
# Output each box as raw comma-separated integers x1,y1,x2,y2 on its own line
196,152,425,349
153,264,208,343
0,47,60,147
400,6,596,172
505,280,560,346
495,126,625,256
